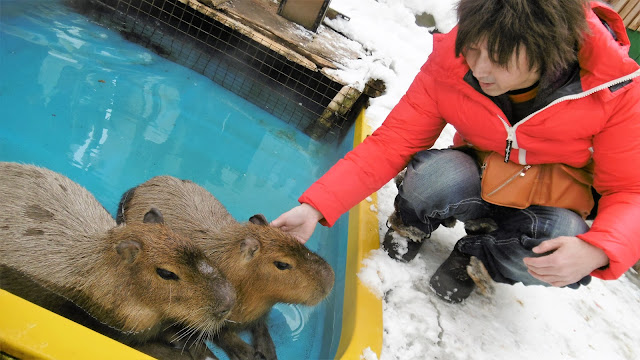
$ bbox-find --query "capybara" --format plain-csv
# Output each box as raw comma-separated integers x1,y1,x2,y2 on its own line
117,175,336,360
0,162,236,359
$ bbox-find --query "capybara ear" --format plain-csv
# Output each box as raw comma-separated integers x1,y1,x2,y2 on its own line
143,208,164,224
249,214,268,226
115,187,136,225
239,238,261,261
116,240,141,264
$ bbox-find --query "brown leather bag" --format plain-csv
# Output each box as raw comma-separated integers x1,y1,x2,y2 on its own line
479,151,594,218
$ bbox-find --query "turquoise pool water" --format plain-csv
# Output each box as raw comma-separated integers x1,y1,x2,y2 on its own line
0,1,351,358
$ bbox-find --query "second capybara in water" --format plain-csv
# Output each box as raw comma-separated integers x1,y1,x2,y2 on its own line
117,175,335,359
0,162,236,359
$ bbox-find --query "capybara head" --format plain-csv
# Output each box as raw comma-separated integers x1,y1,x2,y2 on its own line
116,176,334,325
98,208,236,339
209,214,335,324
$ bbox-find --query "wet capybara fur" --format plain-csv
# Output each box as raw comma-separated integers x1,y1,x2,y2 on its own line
0,162,236,355
117,175,335,359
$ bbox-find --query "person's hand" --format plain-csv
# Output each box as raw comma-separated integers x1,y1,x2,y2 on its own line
523,236,609,287
271,203,323,244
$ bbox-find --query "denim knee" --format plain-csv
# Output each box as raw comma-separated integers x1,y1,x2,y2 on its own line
528,206,590,238
397,149,488,223
401,149,480,202
494,206,589,245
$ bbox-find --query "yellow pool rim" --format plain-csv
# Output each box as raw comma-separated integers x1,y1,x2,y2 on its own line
0,110,383,360
0,290,155,360
335,110,384,359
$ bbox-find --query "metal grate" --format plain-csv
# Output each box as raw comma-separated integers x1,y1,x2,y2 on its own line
64,0,362,142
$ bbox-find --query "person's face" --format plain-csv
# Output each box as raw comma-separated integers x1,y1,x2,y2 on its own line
464,39,541,96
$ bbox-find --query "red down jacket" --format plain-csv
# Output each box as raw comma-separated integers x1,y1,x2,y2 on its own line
300,2,640,280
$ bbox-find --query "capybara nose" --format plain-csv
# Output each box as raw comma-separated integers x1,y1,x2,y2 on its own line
217,304,232,318
215,282,236,319
320,263,336,294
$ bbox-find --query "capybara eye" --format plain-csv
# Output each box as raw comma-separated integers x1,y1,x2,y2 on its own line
273,261,292,270
156,268,180,280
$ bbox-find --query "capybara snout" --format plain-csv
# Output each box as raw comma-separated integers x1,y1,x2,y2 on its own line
108,208,237,331
117,175,336,325
241,221,335,307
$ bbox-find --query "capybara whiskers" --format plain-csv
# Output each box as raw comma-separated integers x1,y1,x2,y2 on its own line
0,162,236,360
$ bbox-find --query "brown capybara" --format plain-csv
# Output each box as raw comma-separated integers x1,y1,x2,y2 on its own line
0,162,236,359
117,175,336,360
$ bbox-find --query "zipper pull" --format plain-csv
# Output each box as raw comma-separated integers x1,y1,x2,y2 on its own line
504,139,512,163
499,115,516,163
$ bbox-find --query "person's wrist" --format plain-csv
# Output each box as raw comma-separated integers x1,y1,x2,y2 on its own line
301,203,323,221
584,240,609,271
593,248,609,270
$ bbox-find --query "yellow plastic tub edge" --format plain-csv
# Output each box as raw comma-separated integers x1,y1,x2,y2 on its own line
335,109,384,360
0,290,154,360
0,109,383,360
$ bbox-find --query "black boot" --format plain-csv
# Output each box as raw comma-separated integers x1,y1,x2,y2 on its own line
386,211,429,242
382,228,424,262
565,275,592,289
429,247,476,303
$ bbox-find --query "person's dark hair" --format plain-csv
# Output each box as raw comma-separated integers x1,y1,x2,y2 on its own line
455,0,589,79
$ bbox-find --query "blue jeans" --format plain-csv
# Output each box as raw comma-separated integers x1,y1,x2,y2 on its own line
395,148,591,288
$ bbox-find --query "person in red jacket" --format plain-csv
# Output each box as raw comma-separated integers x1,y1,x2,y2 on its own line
272,0,640,303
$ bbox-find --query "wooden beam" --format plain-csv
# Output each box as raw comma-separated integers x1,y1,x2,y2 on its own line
626,2,640,30
180,0,319,72
609,0,640,31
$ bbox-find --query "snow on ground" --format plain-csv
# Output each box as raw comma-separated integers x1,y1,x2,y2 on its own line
324,1,640,359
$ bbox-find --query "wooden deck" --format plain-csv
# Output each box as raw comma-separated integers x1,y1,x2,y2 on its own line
608,0,640,31
189,0,380,92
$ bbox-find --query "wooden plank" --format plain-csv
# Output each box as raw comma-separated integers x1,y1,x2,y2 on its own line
180,0,319,72
619,0,637,21
215,0,362,71
607,0,640,31
609,0,627,14
187,0,365,78
625,2,640,30
197,0,230,6
630,15,640,31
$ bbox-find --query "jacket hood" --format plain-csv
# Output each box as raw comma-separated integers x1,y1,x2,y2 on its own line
579,2,639,89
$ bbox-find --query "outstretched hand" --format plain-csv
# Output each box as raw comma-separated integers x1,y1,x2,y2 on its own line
271,203,323,244
523,236,609,287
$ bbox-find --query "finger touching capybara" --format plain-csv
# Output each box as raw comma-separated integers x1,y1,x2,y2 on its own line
117,175,335,358
0,162,236,348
